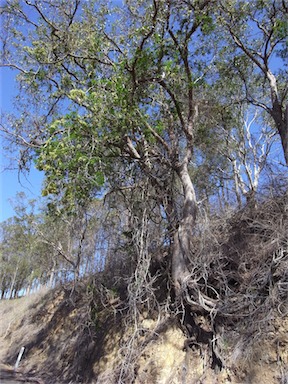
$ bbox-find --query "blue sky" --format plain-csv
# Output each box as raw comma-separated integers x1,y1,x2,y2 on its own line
0,67,44,222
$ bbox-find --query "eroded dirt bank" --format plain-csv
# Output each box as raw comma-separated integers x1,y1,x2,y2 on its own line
0,283,287,384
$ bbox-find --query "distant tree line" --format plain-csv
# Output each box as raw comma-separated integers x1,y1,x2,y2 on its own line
0,192,128,298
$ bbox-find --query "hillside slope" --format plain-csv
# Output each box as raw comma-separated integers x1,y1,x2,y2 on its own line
0,281,287,384
1,196,288,383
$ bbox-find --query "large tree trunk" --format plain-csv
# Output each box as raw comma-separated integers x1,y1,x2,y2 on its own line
266,71,288,165
172,162,197,296
271,103,288,166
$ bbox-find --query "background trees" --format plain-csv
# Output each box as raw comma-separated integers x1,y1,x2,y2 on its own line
217,0,288,164
0,193,40,298
0,193,123,297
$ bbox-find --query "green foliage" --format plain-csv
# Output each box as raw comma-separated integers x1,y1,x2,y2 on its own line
1,0,287,219
36,112,106,209
0,194,43,297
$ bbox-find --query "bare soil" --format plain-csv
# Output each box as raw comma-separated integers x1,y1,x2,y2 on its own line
0,283,287,384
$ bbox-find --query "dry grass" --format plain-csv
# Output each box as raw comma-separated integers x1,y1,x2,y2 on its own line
0,288,49,362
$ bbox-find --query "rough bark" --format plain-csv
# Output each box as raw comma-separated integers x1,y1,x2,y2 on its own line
267,70,288,165
271,101,288,166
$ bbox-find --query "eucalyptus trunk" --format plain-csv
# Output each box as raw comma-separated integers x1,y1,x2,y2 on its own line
172,158,197,296
8,263,19,300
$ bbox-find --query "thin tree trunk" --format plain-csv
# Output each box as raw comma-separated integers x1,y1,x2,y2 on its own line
8,264,19,300
26,282,32,296
48,259,57,288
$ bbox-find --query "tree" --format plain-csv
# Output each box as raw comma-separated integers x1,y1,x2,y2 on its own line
0,193,112,296
0,0,211,293
36,202,103,283
0,196,39,298
0,0,286,301
218,105,275,207
217,0,288,164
